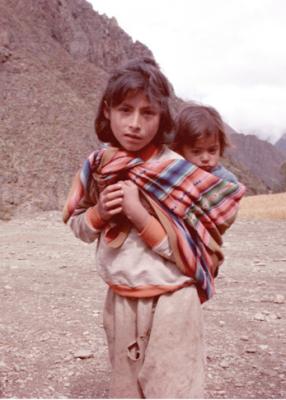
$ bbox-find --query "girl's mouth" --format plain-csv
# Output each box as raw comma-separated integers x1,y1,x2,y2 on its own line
125,134,141,141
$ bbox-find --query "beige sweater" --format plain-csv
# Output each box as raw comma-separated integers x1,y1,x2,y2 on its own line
69,146,194,297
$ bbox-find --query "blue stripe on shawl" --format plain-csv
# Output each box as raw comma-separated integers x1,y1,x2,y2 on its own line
80,159,92,190
144,160,196,200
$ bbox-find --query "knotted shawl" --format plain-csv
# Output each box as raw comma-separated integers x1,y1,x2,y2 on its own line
63,147,245,303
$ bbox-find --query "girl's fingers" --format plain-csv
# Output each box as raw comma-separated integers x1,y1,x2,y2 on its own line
105,197,123,209
105,191,123,202
104,185,123,201
108,206,123,215
105,182,123,193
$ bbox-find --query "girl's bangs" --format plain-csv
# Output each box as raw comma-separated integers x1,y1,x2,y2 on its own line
110,75,162,108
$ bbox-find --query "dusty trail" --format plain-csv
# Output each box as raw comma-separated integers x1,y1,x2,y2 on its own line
0,212,285,398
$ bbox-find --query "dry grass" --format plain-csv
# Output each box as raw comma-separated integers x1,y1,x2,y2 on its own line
238,192,286,220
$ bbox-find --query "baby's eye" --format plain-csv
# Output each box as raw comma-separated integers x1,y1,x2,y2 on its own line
209,147,219,154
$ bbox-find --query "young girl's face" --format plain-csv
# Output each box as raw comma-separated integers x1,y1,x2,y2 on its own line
181,133,220,172
104,91,161,152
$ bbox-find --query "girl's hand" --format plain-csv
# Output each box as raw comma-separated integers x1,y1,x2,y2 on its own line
120,180,150,231
97,183,124,221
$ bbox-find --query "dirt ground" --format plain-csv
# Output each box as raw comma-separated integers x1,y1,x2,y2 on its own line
0,211,285,399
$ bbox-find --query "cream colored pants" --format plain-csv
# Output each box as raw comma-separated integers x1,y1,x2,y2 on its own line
103,285,205,399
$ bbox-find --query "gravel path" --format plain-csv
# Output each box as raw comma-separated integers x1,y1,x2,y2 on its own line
0,212,285,398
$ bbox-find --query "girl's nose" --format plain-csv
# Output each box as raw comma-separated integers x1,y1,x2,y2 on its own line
129,111,141,130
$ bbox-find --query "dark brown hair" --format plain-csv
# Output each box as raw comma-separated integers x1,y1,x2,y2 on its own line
174,104,230,155
95,57,174,145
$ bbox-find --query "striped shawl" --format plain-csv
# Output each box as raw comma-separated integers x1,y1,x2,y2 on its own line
63,147,246,303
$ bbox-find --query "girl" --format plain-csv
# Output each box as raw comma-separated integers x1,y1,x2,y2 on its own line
63,58,245,398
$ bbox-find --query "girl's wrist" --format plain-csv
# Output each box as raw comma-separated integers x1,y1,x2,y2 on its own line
126,205,150,232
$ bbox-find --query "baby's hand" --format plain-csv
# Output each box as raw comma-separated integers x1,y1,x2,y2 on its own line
120,180,149,231
97,183,123,221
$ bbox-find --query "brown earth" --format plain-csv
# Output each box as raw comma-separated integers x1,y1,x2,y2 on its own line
0,212,286,399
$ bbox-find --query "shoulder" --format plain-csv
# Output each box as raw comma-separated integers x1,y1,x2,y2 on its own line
212,164,238,183
156,145,184,161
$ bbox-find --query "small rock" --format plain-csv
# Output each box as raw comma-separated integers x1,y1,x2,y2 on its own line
73,349,94,359
240,335,249,341
40,333,51,342
267,313,280,321
274,294,285,304
245,348,256,353
253,259,266,266
257,281,266,286
259,344,269,351
13,364,26,372
219,320,225,327
220,360,230,368
254,313,266,321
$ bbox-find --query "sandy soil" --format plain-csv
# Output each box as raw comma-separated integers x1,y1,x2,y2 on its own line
0,212,285,399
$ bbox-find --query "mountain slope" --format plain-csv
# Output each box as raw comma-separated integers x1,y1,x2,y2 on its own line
226,132,285,191
0,0,152,219
275,133,286,155
1,0,284,219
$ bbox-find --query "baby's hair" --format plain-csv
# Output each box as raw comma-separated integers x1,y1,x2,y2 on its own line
95,57,174,145
174,104,230,155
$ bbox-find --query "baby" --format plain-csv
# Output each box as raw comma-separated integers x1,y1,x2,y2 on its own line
174,104,238,183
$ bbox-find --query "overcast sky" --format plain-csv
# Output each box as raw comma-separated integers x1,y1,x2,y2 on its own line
89,0,286,143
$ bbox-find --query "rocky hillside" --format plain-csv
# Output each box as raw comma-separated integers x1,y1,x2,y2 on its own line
0,0,284,219
225,131,285,192
0,0,152,219
275,133,286,155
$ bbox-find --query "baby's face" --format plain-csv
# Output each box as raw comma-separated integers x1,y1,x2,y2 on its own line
181,134,220,172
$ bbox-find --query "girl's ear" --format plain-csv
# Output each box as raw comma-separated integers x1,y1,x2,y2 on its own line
103,101,110,120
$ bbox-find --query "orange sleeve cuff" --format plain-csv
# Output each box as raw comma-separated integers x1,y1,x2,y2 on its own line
86,206,107,230
138,215,167,248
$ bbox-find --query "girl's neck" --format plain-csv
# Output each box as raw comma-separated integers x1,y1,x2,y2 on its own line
133,143,162,161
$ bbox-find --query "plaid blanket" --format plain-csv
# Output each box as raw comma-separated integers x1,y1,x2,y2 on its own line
63,147,245,302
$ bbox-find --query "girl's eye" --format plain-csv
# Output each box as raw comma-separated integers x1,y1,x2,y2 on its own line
143,109,156,116
118,106,131,113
